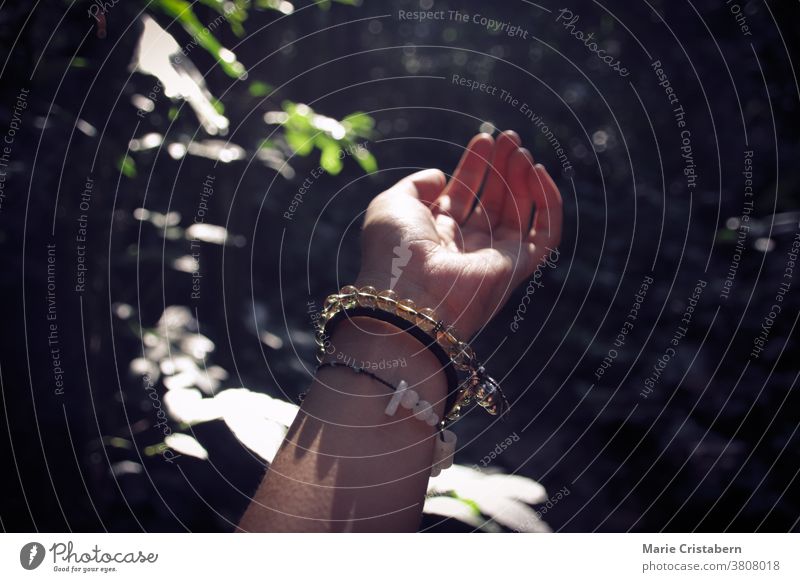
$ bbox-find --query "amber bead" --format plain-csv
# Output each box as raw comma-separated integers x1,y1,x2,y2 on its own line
451,342,475,369
396,298,417,320
339,285,359,308
458,342,476,362
357,285,378,308
415,307,438,332
437,326,458,346
376,289,398,311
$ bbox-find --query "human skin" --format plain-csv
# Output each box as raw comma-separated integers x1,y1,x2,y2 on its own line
238,131,563,532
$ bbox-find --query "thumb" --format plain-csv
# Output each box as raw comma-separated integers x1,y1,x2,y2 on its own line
388,168,446,205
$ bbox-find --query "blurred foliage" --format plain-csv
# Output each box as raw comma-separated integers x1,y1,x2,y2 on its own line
116,155,137,178
149,0,246,78
147,0,364,79
137,0,375,176
248,80,273,97
269,102,377,174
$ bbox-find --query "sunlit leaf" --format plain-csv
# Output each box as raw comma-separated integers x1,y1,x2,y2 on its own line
103,436,133,449
267,101,377,174
150,0,246,79
285,129,314,156
312,0,359,9
342,111,374,135
354,148,378,173
319,140,343,175
131,16,230,135
255,0,295,14
165,433,209,460
117,156,137,178
282,101,314,132
249,81,273,97
197,0,247,36
427,465,551,532
258,138,277,150
423,495,485,529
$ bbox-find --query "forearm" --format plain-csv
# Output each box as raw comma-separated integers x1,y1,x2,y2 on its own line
238,317,447,532
238,130,562,532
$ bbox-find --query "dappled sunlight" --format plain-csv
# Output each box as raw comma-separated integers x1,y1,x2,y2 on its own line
128,306,224,394
131,15,229,135
131,304,552,530
423,496,486,530
426,465,551,532
185,223,230,246
167,140,245,163
165,387,297,463
128,132,164,151
165,433,209,460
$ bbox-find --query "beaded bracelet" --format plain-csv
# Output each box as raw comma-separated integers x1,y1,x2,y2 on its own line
315,285,508,427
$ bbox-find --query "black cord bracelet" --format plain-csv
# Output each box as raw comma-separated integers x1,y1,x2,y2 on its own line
315,361,396,393
323,307,463,416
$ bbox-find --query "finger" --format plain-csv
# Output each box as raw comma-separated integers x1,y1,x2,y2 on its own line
436,133,494,224
467,130,520,230
530,164,563,249
391,168,446,205
499,148,535,235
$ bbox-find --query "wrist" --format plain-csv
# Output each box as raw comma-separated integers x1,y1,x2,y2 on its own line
325,316,447,415
355,270,458,332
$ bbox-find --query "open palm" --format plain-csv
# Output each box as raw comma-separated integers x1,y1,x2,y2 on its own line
356,131,563,337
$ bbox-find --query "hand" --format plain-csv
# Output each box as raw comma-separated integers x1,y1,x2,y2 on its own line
356,130,563,338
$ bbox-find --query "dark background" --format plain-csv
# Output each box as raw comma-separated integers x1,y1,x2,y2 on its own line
0,0,798,532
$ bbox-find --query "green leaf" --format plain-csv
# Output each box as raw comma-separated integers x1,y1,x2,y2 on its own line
197,0,248,36
151,0,246,79
285,129,314,156
118,156,137,179
255,0,295,12
103,436,133,449
248,81,273,97
258,138,277,149
143,443,166,456
452,494,482,516
282,101,314,132
274,102,376,174
343,111,374,135
319,141,343,175
354,148,377,174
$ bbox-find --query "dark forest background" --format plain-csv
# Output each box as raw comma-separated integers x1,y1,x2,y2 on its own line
0,0,798,532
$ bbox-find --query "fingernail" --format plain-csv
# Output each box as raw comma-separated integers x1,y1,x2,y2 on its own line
503,130,521,144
